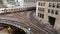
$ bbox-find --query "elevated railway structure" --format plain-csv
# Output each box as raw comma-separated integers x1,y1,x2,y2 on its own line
0,7,58,34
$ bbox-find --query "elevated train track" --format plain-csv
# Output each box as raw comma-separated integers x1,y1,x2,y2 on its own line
0,19,30,34
0,7,58,34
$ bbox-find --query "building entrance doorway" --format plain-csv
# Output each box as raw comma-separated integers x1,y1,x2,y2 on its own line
48,16,56,26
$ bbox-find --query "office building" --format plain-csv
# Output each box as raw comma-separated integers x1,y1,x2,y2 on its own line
36,1,60,31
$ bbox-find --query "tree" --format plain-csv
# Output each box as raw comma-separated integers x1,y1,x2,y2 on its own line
0,0,3,4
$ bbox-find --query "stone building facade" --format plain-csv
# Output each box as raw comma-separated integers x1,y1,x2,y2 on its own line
36,1,60,31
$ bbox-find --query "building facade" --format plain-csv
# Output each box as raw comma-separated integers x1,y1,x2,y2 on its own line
7,0,24,7
36,1,60,31
7,0,15,4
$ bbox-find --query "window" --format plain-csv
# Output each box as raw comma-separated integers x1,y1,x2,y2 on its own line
38,13,44,18
38,7,44,12
53,3,56,7
38,13,40,17
38,2,40,6
43,3,45,6
41,3,42,6
40,14,41,17
48,9,55,14
48,9,50,13
55,10,59,15
48,9,59,15
42,14,44,18
38,2,45,6
49,3,52,7
38,13,41,17
41,3,45,6
57,3,60,8
51,10,54,14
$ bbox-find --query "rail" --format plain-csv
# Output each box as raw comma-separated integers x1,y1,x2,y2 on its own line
0,19,30,34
